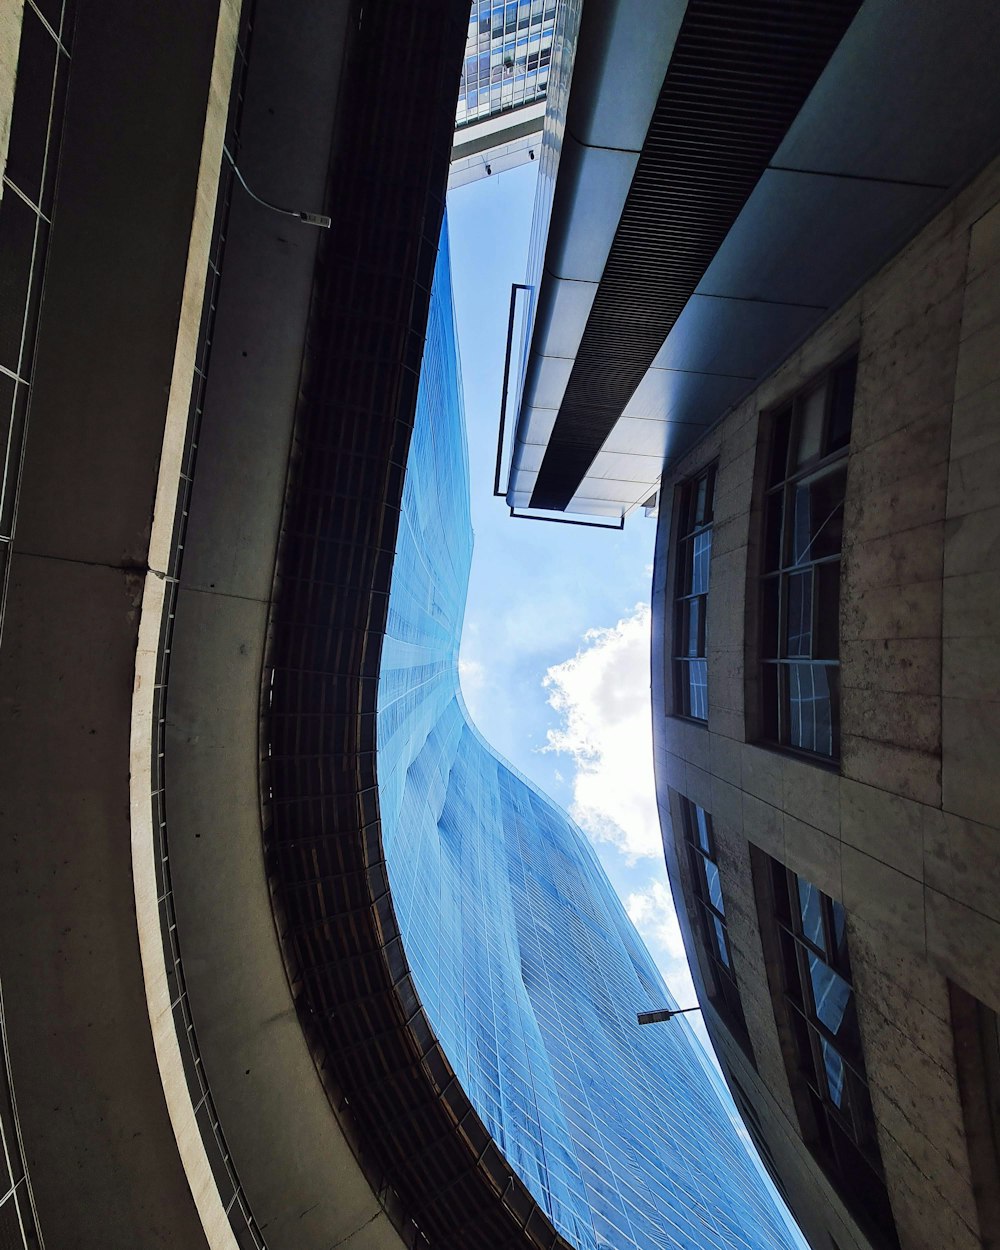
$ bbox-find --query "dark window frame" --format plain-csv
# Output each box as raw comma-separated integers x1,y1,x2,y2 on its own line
673,463,716,721
758,356,857,761
763,855,897,1247
679,797,753,1059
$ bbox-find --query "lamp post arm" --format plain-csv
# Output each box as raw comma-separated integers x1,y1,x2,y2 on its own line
636,1006,703,1026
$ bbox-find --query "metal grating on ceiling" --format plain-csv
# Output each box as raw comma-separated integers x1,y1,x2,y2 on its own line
529,0,861,511
260,3,571,1247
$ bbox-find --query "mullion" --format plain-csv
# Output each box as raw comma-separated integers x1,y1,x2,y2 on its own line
785,975,870,1105
683,799,754,1059
673,466,715,720
778,867,872,1102
764,443,847,502
760,361,855,759
802,1020,873,1156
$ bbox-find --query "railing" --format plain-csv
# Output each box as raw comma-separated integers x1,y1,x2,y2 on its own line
142,4,267,1244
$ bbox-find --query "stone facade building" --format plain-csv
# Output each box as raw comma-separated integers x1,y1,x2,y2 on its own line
652,155,1000,1250
503,5,1000,1242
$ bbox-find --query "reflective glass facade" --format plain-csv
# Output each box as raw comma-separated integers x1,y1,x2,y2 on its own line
456,1,555,128
376,220,803,1250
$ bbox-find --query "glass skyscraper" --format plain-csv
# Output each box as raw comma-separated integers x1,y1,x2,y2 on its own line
456,1,556,129
376,220,803,1250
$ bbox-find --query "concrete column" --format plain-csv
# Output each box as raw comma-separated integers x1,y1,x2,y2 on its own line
0,1,232,1244
0,0,24,192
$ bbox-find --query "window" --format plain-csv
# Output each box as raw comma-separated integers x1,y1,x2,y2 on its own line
759,358,856,758
764,856,897,1246
950,984,1000,1245
681,798,752,1055
674,464,716,719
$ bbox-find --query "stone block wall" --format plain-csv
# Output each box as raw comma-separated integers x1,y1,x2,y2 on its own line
652,155,1000,1250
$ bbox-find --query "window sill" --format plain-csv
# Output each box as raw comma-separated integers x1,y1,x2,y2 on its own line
752,738,841,774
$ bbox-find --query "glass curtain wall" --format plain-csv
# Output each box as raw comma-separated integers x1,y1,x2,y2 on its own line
456,0,555,127
376,218,804,1250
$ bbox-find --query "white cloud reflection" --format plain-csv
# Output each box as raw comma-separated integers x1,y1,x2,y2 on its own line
542,603,661,863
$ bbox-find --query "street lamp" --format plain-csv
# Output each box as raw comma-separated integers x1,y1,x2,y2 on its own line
636,1006,702,1026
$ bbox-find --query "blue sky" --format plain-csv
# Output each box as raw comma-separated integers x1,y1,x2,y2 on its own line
447,162,701,1024
446,162,809,1249
445,163,810,1250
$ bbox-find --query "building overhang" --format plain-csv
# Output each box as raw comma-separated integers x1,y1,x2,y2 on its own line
449,101,545,189
506,0,1000,520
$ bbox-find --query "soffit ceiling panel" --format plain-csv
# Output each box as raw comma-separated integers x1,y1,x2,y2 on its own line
530,274,599,360
601,416,700,460
651,296,821,381
564,492,633,518
518,406,558,446
523,352,574,411
544,136,639,281
695,169,945,309
509,0,1000,519
587,450,668,481
621,369,751,424
523,0,862,512
565,0,687,151
773,0,1000,186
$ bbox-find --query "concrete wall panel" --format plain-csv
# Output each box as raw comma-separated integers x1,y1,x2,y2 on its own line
652,153,1000,1250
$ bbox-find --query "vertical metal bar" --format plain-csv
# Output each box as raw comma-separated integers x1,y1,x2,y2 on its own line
494,282,531,497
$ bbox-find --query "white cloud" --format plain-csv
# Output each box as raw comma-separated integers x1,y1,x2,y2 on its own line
458,657,490,725
542,603,660,862
626,878,698,1009
458,656,485,692
626,880,684,959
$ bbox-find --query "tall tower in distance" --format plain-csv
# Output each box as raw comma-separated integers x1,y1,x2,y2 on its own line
449,1,557,189
376,216,805,1250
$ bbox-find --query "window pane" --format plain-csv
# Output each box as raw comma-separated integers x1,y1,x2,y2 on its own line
814,562,841,660
693,473,709,527
807,952,852,1035
761,578,780,659
693,804,711,853
678,535,693,594
820,1035,847,1108
703,858,725,915
760,663,779,741
831,899,849,970
703,467,715,524
785,569,813,658
792,383,825,467
682,597,704,657
790,465,847,565
711,915,731,968
769,405,792,486
797,878,825,951
688,658,708,720
691,528,711,594
764,492,784,571
787,662,833,756
828,357,857,453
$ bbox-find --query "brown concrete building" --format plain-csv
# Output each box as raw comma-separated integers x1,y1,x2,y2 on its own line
652,154,1000,1250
